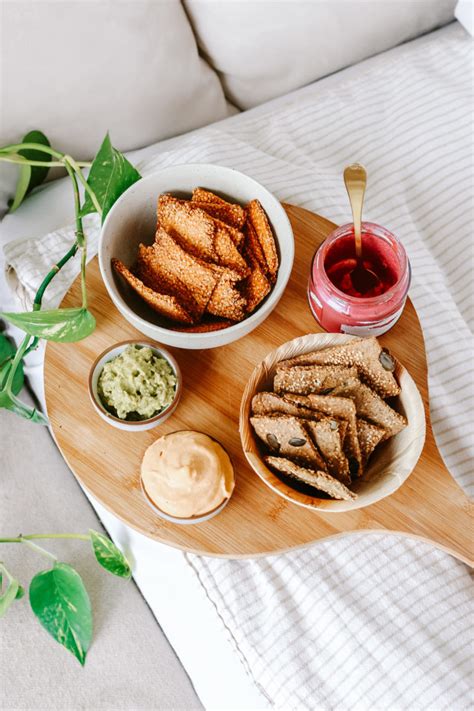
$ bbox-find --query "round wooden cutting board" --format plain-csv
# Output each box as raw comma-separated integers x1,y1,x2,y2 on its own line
44,205,473,563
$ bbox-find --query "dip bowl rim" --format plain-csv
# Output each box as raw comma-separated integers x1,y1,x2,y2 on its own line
88,339,182,428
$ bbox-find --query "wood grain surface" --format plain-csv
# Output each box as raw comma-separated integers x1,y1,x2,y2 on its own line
44,205,473,563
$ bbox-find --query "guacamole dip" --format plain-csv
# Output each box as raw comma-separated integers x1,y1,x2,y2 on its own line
98,345,176,420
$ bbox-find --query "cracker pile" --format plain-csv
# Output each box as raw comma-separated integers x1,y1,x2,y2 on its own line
250,337,407,501
112,189,279,332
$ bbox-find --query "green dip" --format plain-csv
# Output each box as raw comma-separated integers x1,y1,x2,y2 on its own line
98,345,176,420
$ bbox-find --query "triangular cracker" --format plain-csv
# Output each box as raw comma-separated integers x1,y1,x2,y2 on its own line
283,393,362,477
274,365,359,396
279,337,400,398
306,419,351,485
350,383,407,439
192,188,246,229
357,418,385,467
250,415,327,470
265,456,356,500
247,199,279,280
112,258,194,324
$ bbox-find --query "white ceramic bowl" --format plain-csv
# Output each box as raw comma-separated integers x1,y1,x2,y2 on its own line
240,333,426,513
88,340,182,431
99,164,294,349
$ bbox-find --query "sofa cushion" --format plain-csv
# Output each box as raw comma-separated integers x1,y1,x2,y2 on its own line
184,0,456,109
0,0,232,212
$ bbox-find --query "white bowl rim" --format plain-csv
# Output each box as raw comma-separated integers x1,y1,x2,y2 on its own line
98,163,294,341
88,339,182,425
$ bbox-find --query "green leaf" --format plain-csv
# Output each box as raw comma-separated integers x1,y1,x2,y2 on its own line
0,331,14,367
0,359,24,396
8,130,51,213
90,530,131,579
80,133,141,223
0,577,19,618
21,130,52,194
9,163,31,212
15,584,25,600
2,307,96,342
29,563,93,665
0,333,24,394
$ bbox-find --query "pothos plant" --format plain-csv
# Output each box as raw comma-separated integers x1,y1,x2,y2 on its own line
0,131,141,663
0,129,141,423
0,531,132,665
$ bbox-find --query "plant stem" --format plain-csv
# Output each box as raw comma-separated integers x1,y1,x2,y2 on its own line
33,242,79,310
0,142,64,160
20,538,57,561
64,155,102,215
0,534,91,543
0,154,64,168
1,240,80,393
63,164,88,308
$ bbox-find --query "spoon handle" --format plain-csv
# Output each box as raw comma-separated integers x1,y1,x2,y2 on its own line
344,164,367,259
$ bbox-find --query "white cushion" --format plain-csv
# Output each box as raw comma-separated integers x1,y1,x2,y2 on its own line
185,0,456,109
0,0,231,212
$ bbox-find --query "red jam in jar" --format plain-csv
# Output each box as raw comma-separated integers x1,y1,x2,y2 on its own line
308,222,411,336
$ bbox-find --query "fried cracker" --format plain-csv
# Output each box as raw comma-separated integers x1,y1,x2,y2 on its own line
150,229,219,317
214,223,250,275
245,220,267,272
192,188,246,228
192,201,246,234
112,258,194,324
206,273,247,321
247,199,279,280
265,456,356,500
157,194,216,261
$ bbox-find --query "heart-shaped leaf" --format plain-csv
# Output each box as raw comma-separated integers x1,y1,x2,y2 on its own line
80,133,141,223
8,130,51,213
90,531,132,579
2,307,96,342
29,563,93,665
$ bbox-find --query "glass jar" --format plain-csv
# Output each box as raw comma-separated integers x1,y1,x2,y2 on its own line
308,222,411,336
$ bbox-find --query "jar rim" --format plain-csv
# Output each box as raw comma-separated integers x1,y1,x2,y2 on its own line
313,221,410,306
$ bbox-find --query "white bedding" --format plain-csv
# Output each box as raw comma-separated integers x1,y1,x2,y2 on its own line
1,22,473,711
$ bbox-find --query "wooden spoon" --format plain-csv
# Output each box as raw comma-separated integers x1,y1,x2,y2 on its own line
343,164,380,295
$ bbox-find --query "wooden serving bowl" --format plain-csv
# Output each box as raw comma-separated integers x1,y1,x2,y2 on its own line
240,333,426,512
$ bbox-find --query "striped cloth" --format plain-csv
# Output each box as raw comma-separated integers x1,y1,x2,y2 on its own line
3,22,473,709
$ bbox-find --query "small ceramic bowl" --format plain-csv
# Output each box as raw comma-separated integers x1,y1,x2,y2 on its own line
139,431,234,525
88,340,182,431
240,333,426,513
